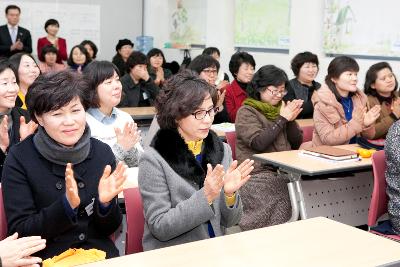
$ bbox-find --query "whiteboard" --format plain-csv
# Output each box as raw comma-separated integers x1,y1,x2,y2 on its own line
0,1,100,58
324,0,400,57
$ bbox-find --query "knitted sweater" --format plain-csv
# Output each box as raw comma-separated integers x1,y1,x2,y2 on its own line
86,108,143,167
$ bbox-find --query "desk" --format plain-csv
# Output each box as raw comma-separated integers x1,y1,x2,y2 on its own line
253,144,373,225
120,107,156,120
296,118,314,128
84,217,400,267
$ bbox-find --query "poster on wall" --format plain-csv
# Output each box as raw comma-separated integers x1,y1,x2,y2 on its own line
166,0,206,48
234,0,291,49
0,1,100,58
324,0,400,57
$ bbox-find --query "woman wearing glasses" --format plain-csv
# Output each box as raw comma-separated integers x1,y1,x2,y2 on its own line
138,70,254,251
235,65,303,231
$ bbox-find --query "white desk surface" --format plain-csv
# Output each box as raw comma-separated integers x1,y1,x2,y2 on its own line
84,217,400,267
253,144,372,176
119,107,156,120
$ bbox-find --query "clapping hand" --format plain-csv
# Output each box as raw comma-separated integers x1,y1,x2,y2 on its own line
98,162,127,206
114,122,141,151
203,164,225,203
0,115,9,153
0,233,45,267
65,163,80,209
19,116,38,141
280,99,303,121
223,159,254,195
364,105,381,127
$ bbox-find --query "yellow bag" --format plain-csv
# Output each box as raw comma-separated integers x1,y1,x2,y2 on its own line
42,248,106,267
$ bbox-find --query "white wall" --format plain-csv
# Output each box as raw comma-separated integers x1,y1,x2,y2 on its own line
0,0,142,61
144,0,400,87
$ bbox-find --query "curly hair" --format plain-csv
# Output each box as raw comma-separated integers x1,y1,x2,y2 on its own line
155,70,218,129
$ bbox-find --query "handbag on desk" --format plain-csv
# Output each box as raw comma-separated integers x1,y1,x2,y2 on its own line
357,137,385,150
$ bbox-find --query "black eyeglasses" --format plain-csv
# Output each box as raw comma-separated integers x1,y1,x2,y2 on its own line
191,107,219,120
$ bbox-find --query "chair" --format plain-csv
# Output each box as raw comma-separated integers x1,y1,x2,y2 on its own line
0,187,7,240
225,131,237,160
368,150,400,240
301,125,314,143
123,187,145,254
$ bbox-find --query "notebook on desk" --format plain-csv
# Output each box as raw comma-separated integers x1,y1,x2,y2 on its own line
302,146,359,161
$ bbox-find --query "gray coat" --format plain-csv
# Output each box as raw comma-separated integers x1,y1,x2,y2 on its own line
138,129,242,251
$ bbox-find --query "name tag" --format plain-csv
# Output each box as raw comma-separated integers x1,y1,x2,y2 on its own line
85,198,95,216
143,92,149,100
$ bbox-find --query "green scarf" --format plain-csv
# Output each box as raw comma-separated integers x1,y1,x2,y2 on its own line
243,97,281,120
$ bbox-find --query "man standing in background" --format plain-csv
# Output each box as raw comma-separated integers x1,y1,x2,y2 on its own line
0,5,32,58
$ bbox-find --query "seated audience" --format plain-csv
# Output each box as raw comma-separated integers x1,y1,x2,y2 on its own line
112,39,133,77
81,40,98,60
364,62,399,139
284,51,321,119
139,70,254,251
2,71,126,259
67,45,90,73
147,48,172,88
0,59,37,177
38,45,66,73
37,19,67,64
9,52,40,109
119,51,159,107
235,65,303,230
84,60,143,167
0,232,46,266
312,56,381,146
188,54,230,123
225,51,255,122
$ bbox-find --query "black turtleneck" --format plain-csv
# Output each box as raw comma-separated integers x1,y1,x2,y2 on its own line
235,79,248,91
376,93,393,105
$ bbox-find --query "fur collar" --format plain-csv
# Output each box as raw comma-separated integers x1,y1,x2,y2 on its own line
151,128,224,188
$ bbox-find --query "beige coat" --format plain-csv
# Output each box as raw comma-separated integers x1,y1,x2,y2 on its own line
311,84,375,147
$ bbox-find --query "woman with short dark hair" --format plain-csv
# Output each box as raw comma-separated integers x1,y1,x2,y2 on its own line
84,60,143,167
37,18,67,63
283,51,321,119
67,45,91,73
139,69,254,251
225,51,256,122
2,70,126,259
364,62,399,139
147,48,172,88
81,40,98,60
38,45,66,73
235,65,303,230
112,39,134,76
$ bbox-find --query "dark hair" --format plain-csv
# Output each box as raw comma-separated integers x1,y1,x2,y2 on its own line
229,52,256,78
80,40,98,59
26,71,89,123
67,45,90,67
9,53,40,85
115,39,134,51
44,19,59,33
126,51,147,71
155,69,218,129
164,60,180,75
291,51,319,77
202,47,220,57
5,5,20,14
325,56,359,100
364,62,398,97
0,58,14,76
188,55,220,74
248,65,288,100
83,61,120,108
40,45,58,61
147,48,167,69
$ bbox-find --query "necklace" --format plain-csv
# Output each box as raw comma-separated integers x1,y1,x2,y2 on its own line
341,98,353,113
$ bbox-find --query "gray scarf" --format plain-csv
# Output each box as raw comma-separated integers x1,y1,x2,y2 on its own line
33,124,91,165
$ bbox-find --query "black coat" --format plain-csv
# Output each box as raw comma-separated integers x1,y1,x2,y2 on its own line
2,136,122,259
0,25,32,58
119,73,159,107
0,107,30,177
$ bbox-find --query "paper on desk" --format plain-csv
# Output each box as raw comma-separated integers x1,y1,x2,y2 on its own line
210,123,235,132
